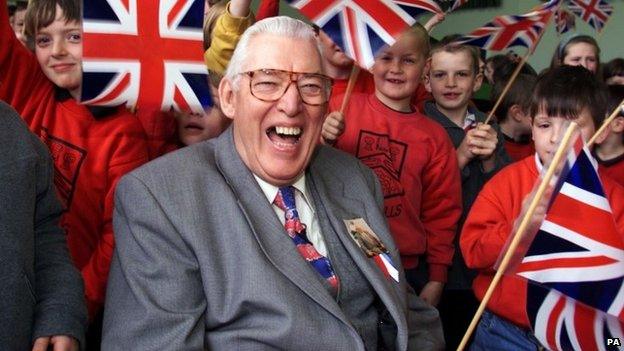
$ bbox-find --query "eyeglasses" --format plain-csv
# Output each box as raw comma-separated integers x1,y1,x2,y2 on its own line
242,69,333,106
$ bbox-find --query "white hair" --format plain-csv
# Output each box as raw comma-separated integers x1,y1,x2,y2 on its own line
223,16,323,88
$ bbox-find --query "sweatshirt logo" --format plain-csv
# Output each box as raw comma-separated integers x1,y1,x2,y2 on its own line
40,129,87,210
355,130,407,199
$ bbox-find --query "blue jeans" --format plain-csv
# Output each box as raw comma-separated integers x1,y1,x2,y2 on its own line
470,310,542,351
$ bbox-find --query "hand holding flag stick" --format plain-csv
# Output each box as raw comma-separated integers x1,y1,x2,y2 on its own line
457,122,579,351
587,97,624,147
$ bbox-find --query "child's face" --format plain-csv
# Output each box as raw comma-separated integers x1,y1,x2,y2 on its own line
426,50,482,116
34,5,83,95
11,8,26,44
532,108,596,166
318,31,353,70
563,42,598,74
176,84,229,145
371,31,426,111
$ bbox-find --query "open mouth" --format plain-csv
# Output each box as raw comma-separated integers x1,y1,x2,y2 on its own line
386,78,405,84
266,126,302,149
443,92,461,100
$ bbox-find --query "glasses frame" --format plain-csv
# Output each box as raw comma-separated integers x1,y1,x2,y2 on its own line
241,69,333,106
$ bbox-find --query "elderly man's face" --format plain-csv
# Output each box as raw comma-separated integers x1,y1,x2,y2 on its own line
220,34,327,186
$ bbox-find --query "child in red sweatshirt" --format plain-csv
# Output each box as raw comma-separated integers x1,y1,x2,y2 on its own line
322,25,462,308
0,0,149,333
461,65,624,350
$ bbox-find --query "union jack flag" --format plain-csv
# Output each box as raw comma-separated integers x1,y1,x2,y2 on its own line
81,0,211,114
285,0,441,68
454,0,559,52
555,8,576,35
567,0,613,32
512,136,624,350
448,0,469,13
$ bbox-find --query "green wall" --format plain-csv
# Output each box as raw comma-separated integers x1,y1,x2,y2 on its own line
254,1,622,72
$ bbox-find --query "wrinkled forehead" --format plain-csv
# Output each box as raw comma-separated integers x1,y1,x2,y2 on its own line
244,33,323,74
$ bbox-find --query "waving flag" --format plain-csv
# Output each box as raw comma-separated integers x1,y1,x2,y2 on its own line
448,0,469,13
393,0,443,18
567,0,613,32
454,0,559,52
81,0,211,114
510,136,624,350
285,0,433,68
555,8,576,35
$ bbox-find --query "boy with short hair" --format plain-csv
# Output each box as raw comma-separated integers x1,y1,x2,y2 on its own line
492,73,537,162
322,25,462,308
461,65,623,349
0,0,149,339
423,41,511,349
595,84,624,186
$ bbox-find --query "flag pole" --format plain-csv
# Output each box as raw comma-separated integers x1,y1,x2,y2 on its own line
457,122,579,351
484,3,558,125
587,98,624,148
483,52,530,125
339,65,361,115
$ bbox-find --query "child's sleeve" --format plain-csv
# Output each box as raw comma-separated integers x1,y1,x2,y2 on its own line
255,0,279,21
420,132,462,282
460,177,513,271
203,2,255,76
80,116,149,317
0,0,52,118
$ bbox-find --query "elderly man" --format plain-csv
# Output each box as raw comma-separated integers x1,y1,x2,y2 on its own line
102,16,443,350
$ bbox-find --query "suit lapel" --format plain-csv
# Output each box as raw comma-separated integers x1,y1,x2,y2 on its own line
307,153,408,347
213,129,348,324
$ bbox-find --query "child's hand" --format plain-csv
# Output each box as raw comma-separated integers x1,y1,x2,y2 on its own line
456,131,477,169
513,182,552,240
322,111,345,145
419,281,444,307
423,13,445,33
230,0,253,17
469,123,497,160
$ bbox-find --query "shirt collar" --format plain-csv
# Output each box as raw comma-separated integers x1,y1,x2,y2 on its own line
253,174,309,205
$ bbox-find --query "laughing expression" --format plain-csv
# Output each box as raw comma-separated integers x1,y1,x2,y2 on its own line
219,34,326,186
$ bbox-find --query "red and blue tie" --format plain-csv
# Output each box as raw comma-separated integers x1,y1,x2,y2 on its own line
274,186,340,290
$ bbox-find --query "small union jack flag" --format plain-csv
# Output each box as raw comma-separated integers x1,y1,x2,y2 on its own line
510,135,624,350
454,0,559,52
567,0,613,32
555,8,576,35
448,0,469,13
285,0,440,68
81,0,211,114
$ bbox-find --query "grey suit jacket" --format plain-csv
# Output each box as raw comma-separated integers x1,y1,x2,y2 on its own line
0,101,86,349
103,128,443,350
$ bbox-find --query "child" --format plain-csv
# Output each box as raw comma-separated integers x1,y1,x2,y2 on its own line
603,58,624,86
551,34,601,76
595,84,624,187
0,0,149,340
422,41,511,349
461,65,622,350
10,0,27,45
322,25,462,308
492,73,537,162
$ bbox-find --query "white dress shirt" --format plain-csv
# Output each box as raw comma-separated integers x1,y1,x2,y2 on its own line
254,174,328,257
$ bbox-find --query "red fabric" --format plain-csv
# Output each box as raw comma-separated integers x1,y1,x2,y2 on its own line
255,0,280,21
331,93,462,282
597,154,624,188
503,138,535,162
136,108,179,159
329,69,430,113
0,6,149,317
461,156,624,328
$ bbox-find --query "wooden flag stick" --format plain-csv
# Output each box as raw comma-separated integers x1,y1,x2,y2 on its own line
456,122,579,351
587,98,624,148
339,65,361,115
484,52,530,125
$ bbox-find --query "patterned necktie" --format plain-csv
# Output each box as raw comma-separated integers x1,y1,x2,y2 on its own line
274,186,339,290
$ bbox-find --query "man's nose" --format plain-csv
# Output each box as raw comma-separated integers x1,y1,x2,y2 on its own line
276,82,303,117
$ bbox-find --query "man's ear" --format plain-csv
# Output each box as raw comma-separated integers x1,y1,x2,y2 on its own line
218,78,237,120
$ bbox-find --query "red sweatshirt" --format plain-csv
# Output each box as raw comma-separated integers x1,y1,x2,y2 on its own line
256,0,279,21
0,3,149,316
503,135,535,163
596,152,624,188
461,155,624,328
331,93,462,282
